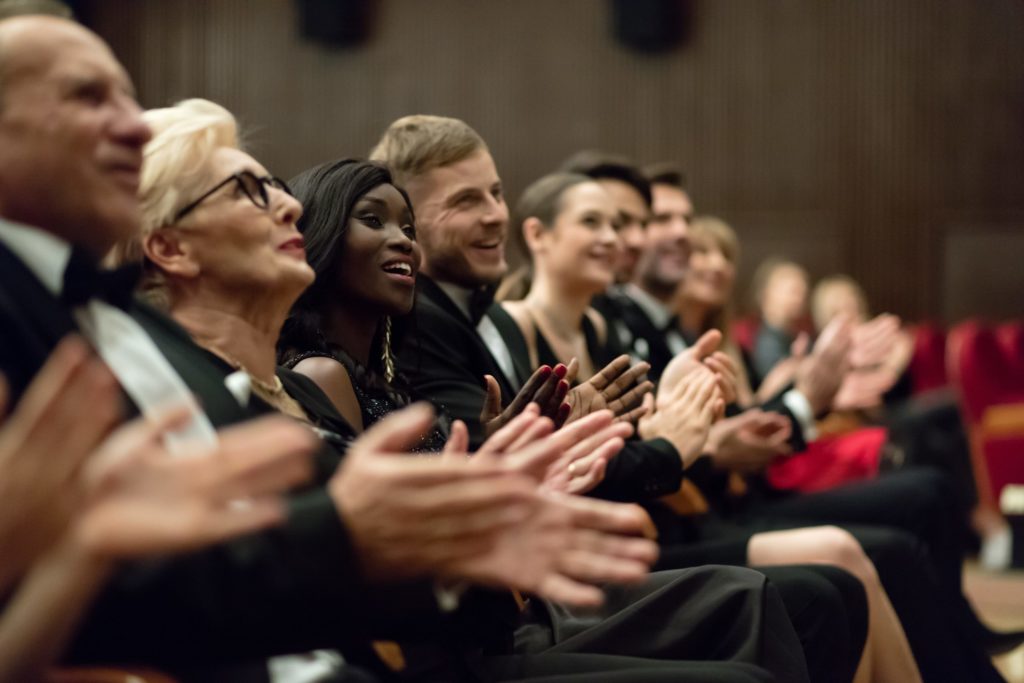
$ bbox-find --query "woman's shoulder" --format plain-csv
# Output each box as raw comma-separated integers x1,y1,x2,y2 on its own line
289,355,363,430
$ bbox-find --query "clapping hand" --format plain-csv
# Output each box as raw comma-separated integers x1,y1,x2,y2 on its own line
639,366,724,467
705,409,792,474
480,364,570,437
563,355,653,426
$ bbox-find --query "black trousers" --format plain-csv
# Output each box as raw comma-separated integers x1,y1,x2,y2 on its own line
483,566,808,683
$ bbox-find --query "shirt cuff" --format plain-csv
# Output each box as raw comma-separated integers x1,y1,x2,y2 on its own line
433,580,467,613
782,389,818,441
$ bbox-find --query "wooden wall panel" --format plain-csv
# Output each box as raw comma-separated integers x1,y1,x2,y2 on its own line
85,0,1024,321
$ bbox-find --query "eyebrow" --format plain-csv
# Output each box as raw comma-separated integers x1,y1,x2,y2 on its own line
357,197,388,209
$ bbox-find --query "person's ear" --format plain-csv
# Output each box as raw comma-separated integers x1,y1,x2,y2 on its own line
142,228,200,279
522,217,548,255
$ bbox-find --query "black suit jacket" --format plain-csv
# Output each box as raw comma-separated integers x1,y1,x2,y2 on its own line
399,276,683,502
0,241,446,669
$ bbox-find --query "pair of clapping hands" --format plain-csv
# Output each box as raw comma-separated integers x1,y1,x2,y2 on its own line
757,313,907,415
646,329,793,476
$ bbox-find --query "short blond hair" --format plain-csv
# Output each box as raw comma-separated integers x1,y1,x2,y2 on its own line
108,98,240,305
368,114,486,187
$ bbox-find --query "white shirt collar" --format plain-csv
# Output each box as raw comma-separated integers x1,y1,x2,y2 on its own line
0,218,72,297
622,282,673,329
435,280,474,321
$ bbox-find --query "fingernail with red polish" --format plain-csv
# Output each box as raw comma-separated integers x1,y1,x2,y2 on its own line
558,380,570,393
554,364,567,379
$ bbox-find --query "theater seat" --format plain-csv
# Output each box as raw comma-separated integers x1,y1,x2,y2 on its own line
48,668,177,683
908,322,948,394
948,320,1024,510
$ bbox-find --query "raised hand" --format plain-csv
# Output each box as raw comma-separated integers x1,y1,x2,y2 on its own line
75,409,316,559
849,313,902,369
443,492,658,606
332,404,538,582
659,330,737,407
0,336,122,590
639,366,723,467
449,406,631,496
705,409,792,474
563,355,653,426
795,315,853,415
480,365,570,437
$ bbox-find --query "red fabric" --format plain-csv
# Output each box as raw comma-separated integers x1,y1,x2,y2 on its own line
948,320,1024,501
766,427,887,493
908,322,948,394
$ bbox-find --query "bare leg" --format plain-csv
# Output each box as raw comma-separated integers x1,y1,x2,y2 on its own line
748,526,921,683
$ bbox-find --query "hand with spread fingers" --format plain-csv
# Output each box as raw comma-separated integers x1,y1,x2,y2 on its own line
795,315,854,415
445,407,631,497
0,336,122,591
639,366,724,467
442,491,658,607
562,355,653,426
705,409,793,474
332,404,540,582
480,364,570,437
76,410,317,559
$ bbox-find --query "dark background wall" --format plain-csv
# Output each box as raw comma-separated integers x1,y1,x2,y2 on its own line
83,0,1024,322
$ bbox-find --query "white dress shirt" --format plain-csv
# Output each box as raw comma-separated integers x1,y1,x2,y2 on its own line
0,219,217,454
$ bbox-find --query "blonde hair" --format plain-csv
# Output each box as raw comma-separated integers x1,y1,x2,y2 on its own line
368,114,486,187
108,98,240,306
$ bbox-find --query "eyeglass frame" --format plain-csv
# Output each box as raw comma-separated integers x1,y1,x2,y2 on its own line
173,170,294,222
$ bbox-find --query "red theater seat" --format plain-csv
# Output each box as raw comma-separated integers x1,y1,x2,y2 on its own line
948,320,1024,509
908,322,948,394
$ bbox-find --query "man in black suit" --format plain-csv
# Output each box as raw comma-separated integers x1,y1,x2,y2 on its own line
0,15,717,683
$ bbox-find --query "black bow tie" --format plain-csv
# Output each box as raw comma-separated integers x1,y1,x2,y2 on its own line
468,285,496,326
60,248,141,310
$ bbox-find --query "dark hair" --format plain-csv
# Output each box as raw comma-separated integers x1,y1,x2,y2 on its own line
643,162,687,190
559,150,652,207
498,172,594,301
277,158,413,372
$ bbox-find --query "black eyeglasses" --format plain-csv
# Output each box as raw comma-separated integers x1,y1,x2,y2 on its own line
174,170,293,221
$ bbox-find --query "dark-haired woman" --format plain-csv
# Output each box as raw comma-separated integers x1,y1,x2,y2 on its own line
276,158,448,449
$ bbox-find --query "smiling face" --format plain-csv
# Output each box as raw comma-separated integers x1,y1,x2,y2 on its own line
403,148,508,288
335,183,421,316
684,229,737,310
637,183,693,293
148,147,313,300
0,17,152,256
531,182,620,295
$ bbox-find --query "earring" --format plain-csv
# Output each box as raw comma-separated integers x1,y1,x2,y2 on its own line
381,316,395,384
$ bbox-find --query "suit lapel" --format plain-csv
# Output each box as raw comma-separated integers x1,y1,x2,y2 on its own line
0,242,78,399
416,276,518,398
